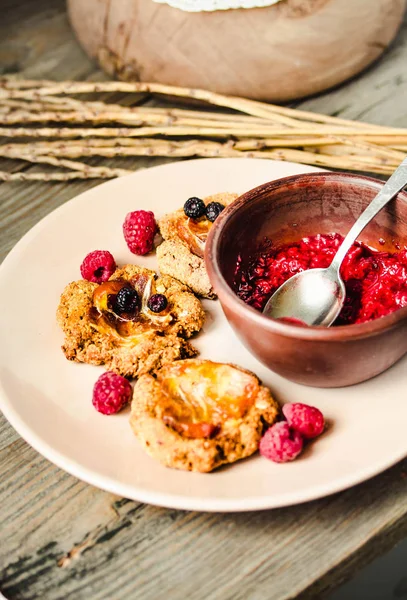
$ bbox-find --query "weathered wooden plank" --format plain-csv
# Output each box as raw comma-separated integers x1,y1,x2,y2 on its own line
0,1,175,263
0,154,176,262
0,0,98,81
0,414,19,451
1,2,407,600
0,426,406,600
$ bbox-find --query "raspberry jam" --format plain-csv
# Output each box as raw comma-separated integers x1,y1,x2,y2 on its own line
234,233,407,326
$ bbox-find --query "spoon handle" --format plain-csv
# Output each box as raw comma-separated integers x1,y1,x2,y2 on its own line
329,156,407,274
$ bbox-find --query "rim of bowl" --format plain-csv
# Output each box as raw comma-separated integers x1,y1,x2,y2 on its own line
205,171,407,342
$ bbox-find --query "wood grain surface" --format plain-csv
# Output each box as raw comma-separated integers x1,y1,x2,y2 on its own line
1,2,407,599
67,0,406,102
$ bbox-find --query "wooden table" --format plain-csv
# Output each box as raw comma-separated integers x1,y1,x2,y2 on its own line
1,2,407,599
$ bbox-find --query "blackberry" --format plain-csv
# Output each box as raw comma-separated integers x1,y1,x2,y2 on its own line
114,286,140,315
183,197,206,219
147,293,168,313
206,201,225,222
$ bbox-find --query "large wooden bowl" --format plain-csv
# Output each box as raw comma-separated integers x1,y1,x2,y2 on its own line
68,0,406,101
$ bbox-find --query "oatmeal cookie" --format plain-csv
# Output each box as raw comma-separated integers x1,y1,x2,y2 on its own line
157,192,238,298
130,359,280,472
57,264,205,378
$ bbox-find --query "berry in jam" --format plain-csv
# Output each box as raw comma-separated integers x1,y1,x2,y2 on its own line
234,233,407,326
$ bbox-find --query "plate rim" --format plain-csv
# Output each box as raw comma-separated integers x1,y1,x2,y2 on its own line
2,377,406,512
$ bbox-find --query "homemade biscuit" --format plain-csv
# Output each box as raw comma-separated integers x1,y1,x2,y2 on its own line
130,359,280,472
57,264,205,379
157,192,238,298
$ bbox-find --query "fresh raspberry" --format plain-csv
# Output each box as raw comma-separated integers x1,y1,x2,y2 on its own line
123,210,157,255
282,403,325,439
259,422,303,463
80,250,116,283
92,371,132,415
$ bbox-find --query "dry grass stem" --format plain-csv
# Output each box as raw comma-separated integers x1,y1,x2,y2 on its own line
0,77,406,180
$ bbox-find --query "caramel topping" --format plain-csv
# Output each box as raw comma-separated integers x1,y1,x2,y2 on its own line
162,414,219,439
92,280,127,313
157,361,259,439
89,274,173,345
176,215,211,258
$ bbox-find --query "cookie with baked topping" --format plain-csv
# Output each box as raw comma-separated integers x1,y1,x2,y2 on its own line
56,265,205,379
130,359,279,472
157,192,238,298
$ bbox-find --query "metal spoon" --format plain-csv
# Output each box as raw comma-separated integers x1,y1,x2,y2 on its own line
263,157,407,327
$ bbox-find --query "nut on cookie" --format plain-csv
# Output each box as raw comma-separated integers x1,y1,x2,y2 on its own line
56,264,205,378
130,359,279,472
157,192,238,298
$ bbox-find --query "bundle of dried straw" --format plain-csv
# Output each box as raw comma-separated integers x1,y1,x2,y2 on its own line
0,78,406,181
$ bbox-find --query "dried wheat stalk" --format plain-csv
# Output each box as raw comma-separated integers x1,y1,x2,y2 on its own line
0,77,406,181
0,79,399,133
0,138,400,164
0,149,132,177
0,170,124,181
0,139,396,172
0,80,295,120
0,78,397,129
3,112,407,140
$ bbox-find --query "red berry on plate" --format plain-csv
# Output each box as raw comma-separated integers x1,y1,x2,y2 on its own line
282,403,325,439
123,210,157,255
92,371,132,415
259,422,303,463
80,250,116,284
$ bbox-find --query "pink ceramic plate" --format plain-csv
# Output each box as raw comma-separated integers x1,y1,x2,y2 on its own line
1,158,406,512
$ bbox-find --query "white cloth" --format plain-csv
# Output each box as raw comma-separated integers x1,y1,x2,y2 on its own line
152,0,282,12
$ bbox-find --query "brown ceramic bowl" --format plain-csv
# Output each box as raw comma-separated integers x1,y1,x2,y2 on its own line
205,172,407,388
